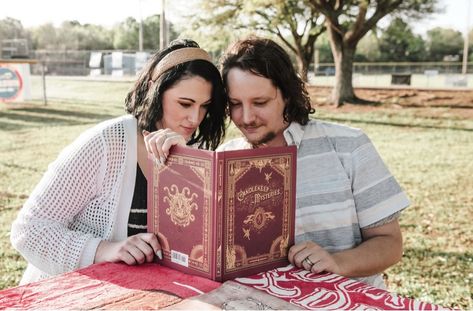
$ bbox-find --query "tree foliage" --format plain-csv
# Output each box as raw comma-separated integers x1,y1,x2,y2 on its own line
187,0,326,81
56,21,114,50
0,17,29,43
378,18,426,62
0,16,177,53
426,27,464,61
30,23,59,50
113,17,140,50
355,31,380,62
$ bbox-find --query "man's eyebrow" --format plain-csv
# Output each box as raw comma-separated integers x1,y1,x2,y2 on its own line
229,95,272,100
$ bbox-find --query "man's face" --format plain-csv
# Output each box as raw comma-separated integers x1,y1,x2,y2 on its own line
226,68,288,148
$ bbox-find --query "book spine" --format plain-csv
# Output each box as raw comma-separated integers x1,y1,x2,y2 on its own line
146,157,154,233
213,151,224,282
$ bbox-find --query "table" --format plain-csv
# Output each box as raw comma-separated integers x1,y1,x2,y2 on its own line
0,262,450,310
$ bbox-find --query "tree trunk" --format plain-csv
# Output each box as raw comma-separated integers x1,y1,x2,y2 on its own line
331,44,358,105
296,54,309,82
328,29,358,106
329,34,357,106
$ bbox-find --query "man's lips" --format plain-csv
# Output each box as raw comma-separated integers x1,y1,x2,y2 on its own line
242,125,260,133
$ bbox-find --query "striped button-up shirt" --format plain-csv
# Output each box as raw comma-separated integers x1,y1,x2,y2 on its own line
217,120,409,288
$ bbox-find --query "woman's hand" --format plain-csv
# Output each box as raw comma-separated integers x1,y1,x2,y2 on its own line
288,241,341,275
143,129,186,165
94,233,162,265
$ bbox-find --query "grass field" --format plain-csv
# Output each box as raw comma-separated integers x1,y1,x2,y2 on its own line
1,77,472,309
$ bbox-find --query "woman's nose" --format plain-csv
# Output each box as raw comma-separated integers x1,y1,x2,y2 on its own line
187,107,200,124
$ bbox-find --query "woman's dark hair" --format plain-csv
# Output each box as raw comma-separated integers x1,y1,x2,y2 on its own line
220,37,314,125
125,39,227,150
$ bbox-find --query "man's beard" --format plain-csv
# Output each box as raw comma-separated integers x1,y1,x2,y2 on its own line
247,131,277,148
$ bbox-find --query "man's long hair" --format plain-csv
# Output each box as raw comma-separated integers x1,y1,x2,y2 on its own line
220,37,314,125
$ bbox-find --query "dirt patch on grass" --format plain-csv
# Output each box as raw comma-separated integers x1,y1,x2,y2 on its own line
308,86,473,119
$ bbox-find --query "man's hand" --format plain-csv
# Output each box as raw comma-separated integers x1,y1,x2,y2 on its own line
288,241,341,274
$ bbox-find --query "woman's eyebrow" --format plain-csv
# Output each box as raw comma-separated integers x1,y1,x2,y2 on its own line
177,97,195,102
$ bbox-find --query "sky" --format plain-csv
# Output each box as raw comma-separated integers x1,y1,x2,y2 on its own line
0,0,168,28
1,0,472,35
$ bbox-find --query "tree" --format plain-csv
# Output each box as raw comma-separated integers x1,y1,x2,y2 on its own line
315,33,334,62
188,0,325,81
426,27,463,61
0,17,28,41
30,23,59,50
378,18,426,62
308,0,438,105
113,17,140,50
56,21,113,50
142,15,178,51
0,17,31,53
355,30,380,62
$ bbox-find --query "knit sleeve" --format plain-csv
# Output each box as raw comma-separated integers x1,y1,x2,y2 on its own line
10,126,107,276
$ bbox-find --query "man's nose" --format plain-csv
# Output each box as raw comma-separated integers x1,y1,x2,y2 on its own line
242,105,256,124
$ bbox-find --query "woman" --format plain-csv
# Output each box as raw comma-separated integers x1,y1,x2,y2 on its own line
10,39,227,284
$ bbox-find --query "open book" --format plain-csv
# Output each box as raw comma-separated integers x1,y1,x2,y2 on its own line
147,144,296,281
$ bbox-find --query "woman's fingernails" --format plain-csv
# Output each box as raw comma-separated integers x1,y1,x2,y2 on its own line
156,250,163,260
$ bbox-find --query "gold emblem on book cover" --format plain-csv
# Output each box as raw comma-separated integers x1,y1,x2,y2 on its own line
243,207,275,231
249,158,272,172
243,227,251,240
163,184,198,227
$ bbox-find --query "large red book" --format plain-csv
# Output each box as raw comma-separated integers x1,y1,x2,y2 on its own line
147,144,296,281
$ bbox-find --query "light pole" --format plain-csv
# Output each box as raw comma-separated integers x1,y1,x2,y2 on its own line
160,0,167,50
462,0,471,74
138,0,143,51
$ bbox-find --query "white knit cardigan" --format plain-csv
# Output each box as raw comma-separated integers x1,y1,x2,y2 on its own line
11,115,138,284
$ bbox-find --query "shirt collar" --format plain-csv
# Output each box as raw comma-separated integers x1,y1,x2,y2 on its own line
283,122,304,149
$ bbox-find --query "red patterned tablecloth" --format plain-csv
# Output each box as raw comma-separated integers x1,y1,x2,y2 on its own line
236,265,450,310
0,263,451,310
0,262,220,309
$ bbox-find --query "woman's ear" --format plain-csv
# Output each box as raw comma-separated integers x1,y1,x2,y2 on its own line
148,80,153,89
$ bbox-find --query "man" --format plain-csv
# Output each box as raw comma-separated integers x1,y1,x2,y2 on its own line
217,37,409,288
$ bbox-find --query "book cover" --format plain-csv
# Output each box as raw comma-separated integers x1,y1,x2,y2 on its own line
147,145,296,281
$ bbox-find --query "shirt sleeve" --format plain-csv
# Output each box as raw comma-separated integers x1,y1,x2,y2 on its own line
349,133,410,228
10,127,107,275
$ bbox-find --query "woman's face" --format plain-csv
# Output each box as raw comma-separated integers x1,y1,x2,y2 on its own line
158,76,212,141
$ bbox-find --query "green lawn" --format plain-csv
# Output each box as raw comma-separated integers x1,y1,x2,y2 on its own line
1,77,472,309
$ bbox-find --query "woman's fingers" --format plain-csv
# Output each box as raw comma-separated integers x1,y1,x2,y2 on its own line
124,245,146,265
138,233,162,261
95,233,163,266
143,129,187,166
161,133,186,158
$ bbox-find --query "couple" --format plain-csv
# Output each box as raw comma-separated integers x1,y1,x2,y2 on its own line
11,37,409,289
